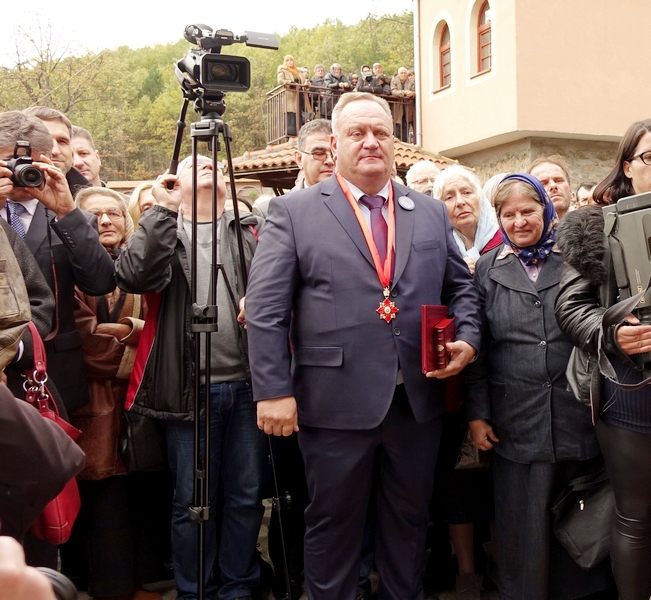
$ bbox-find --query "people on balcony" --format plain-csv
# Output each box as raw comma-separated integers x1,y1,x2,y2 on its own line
323,63,351,118
356,65,383,94
277,54,311,136
309,64,328,119
391,66,416,142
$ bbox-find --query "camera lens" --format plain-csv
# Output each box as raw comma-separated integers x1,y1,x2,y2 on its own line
208,62,238,83
13,164,44,188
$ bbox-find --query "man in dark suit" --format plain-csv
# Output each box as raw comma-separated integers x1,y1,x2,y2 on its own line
0,111,115,415
246,92,481,600
0,112,115,568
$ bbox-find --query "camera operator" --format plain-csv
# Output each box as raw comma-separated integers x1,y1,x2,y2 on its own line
116,156,266,600
556,119,651,600
355,65,383,95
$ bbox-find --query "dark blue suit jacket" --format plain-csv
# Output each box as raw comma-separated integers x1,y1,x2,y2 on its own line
246,176,481,430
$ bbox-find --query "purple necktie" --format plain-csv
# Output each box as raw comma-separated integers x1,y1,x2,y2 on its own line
359,195,388,264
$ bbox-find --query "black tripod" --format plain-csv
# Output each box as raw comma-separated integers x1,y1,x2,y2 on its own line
169,88,293,600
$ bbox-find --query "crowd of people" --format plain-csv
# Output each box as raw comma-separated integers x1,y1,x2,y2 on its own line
276,56,415,141
1,93,651,600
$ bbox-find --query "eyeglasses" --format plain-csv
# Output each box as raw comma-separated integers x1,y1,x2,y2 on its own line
412,177,434,186
88,209,124,221
630,151,651,166
300,149,333,161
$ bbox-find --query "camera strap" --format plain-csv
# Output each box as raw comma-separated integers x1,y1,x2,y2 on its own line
43,209,60,342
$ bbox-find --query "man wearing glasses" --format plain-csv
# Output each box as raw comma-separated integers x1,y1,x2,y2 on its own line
255,121,335,219
294,119,335,191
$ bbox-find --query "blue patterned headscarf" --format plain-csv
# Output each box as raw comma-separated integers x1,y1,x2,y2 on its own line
497,173,558,266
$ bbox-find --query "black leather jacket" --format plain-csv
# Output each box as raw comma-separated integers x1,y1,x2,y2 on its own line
116,205,262,420
555,206,638,421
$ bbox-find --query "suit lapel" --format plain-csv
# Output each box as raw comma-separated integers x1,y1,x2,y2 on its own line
488,253,537,294
392,183,415,285
488,251,563,295
322,177,374,268
322,178,416,280
23,202,48,255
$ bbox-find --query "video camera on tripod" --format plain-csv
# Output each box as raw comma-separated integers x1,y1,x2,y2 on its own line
167,25,298,600
174,24,277,115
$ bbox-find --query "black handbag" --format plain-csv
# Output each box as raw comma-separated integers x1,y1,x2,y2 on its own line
119,410,166,473
550,468,615,569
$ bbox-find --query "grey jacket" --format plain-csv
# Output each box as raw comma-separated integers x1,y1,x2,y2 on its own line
464,247,599,463
116,205,263,420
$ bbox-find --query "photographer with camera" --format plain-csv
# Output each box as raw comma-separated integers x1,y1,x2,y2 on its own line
556,119,651,600
355,64,383,95
116,156,266,600
0,110,116,569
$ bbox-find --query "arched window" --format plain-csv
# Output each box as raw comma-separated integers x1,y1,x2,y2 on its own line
477,1,492,73
439,24,451,88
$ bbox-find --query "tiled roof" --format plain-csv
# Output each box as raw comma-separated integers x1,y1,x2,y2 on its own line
227,139,464,189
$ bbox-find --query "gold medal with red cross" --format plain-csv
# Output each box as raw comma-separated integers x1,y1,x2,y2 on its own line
377,287,399,322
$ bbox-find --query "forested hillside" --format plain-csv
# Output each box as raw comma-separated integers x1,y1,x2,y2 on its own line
0,13,413,180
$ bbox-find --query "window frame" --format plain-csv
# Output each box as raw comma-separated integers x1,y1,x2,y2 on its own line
439,24,451,89
477,1,492,74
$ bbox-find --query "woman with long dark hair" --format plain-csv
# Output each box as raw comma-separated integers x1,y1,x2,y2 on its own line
556,119,651,600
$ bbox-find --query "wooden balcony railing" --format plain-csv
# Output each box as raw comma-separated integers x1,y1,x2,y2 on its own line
265,84,416,145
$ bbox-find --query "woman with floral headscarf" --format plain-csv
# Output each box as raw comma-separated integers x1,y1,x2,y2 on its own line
463,174,613,600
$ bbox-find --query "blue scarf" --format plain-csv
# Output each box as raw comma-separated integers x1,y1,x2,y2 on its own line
498,173,558,266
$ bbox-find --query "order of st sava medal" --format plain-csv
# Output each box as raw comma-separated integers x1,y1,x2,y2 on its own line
377,287,399,323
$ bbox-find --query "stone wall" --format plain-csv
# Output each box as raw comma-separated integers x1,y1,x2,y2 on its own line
455,137,619,189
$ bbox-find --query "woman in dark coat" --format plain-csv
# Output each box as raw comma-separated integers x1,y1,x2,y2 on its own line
464,173,613,600
555,119,651,600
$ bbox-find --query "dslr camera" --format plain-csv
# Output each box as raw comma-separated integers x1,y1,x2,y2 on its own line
3,140,44,188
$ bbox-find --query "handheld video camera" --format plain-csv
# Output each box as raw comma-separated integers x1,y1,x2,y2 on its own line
3,141,44,188
603,191,651,363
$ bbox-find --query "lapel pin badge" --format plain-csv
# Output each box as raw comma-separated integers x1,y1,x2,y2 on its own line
398,196,415,211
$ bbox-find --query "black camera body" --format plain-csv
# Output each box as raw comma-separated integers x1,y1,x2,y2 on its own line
603,192,651,363
4,141,44,188
175,25,278,102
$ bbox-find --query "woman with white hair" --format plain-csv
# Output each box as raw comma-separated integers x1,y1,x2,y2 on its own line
429,165,502,599
432,164,502,275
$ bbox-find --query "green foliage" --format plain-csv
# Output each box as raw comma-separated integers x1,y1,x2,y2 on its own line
139,66,164,101
0,13,413,180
